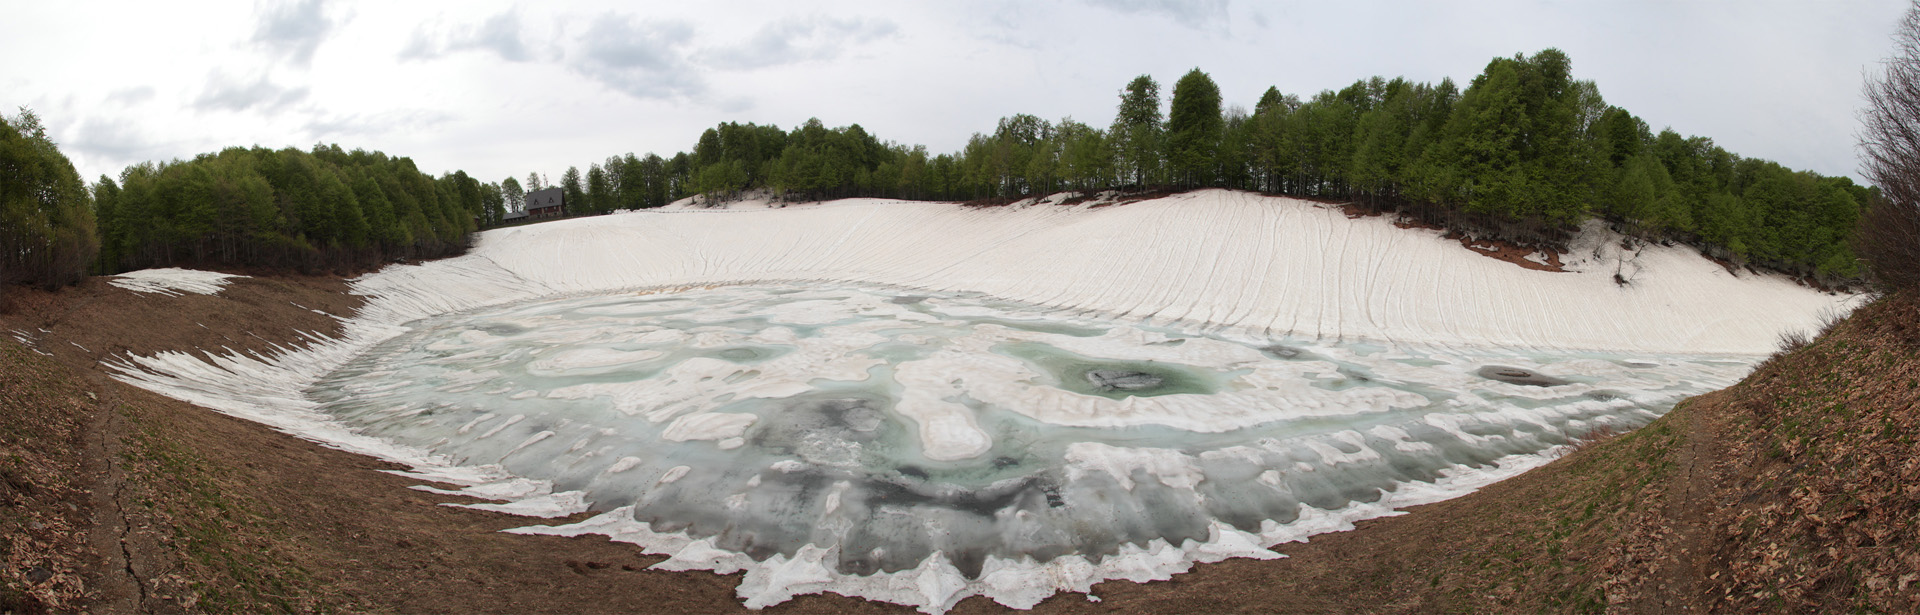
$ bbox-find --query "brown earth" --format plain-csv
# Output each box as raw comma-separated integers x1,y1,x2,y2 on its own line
2,272,1915,614
1379,209,1566,273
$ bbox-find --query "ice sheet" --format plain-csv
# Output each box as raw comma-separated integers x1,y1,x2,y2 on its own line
301,284,1742,611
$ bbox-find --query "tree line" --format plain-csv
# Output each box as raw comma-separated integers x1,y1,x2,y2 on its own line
93,144,491,274
530,49,1871,282
0,48,1884,297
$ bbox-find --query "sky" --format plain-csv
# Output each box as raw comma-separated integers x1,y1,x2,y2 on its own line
2,0,1910,188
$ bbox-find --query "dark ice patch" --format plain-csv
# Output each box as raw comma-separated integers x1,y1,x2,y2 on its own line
1476,365,1571,387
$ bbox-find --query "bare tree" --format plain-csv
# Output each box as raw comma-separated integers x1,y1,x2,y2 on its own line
1860,2,1920,293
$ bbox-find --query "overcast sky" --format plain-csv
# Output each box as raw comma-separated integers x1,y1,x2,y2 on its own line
2,0,1909,188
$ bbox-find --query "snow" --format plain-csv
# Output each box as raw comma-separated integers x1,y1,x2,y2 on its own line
98,190,1861,613
373,190,1853,355
108,267,246,296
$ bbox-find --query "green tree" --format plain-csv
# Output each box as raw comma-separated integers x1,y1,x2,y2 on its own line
561,166,585,214
1166,68,1224,188
586,163,610,213
501,176,525,214
1112,75,1164,187
0,108,98,291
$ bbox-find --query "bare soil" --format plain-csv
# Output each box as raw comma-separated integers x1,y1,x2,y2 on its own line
1382,210,1566,273
2,274,1913,614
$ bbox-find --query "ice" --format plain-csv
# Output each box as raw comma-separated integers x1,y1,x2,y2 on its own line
108,267,246,296
299,284,1742,610
98,192,1862,613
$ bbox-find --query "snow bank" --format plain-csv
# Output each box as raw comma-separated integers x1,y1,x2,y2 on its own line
108,268,247,296
399,190,1851,355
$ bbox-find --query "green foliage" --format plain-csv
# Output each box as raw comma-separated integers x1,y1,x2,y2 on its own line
1167,68,1224,187
1,108,98,290
500,176,524,213
1112,75,1165,187
98,144,478,273
526,51,1866,280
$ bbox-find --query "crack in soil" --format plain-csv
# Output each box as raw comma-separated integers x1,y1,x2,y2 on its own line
110,470,149,607
91,392,149,612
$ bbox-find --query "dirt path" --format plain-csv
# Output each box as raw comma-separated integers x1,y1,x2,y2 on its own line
82,374,145,613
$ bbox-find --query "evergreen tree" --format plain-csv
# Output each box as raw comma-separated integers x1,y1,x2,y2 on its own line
1166,68,1224,188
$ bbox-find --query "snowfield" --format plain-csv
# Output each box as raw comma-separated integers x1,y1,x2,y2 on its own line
365,189,1850,356
103,190,1859,613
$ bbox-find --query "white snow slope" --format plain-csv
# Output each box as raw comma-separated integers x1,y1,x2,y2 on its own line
366,189,1851,355
105,189,1858,612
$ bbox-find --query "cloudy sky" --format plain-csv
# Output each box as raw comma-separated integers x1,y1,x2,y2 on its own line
2,0,1909,187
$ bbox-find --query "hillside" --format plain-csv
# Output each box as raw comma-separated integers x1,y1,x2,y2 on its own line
92,191,1861,609
4,237,1914,614
3,191,1904,611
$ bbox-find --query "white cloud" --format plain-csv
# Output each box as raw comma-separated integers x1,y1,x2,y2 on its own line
304,108,453,140
566,15,703,100
194,72,310,115
698,15,898,70
105,86,156,106
1081,0,1230,30
401,10,537,63
252,0,339,67
66,114,178,179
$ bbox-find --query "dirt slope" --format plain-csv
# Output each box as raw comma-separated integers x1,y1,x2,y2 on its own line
2,275,1913,614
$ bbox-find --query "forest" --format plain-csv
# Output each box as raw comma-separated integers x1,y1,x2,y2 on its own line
2,109,96,294
94,145,488,274
539,49,1872,283
0,49,1881,295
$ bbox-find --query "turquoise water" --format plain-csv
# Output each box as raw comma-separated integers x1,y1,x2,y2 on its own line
308,283,1749,578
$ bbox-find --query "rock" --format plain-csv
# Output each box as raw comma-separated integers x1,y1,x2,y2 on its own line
26,566,53,585
1261,345,1306,360
1085,370,1163,391
1476,365,1570,387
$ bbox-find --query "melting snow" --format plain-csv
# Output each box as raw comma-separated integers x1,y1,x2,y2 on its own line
109,268,247,296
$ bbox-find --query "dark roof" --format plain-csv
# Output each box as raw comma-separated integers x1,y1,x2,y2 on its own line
503,210,528,221
526,187,565,210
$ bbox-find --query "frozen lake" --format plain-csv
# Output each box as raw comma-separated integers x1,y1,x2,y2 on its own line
308,283,1747,584
108,193,1853,611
